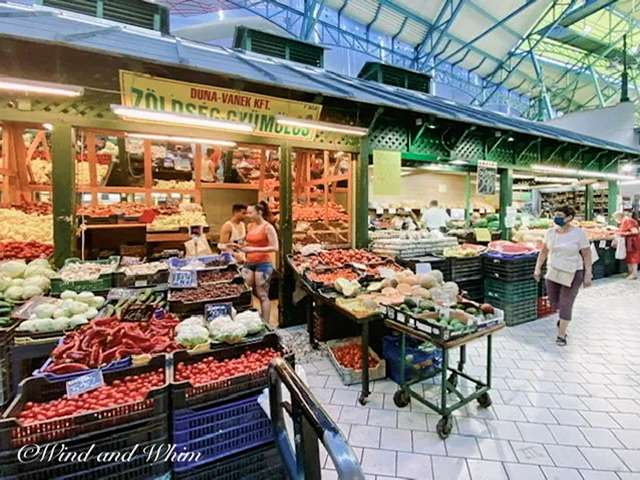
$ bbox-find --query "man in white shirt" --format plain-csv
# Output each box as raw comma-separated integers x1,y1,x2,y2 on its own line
421,200,450,231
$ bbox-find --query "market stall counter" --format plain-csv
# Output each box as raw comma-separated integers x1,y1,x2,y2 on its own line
287,254,383,405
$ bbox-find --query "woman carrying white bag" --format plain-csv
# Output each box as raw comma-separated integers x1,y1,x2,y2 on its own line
534,206,592,347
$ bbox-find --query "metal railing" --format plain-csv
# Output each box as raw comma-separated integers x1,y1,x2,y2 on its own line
268,358,365,480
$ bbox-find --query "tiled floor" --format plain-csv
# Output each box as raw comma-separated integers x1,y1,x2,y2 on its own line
298,278,640,480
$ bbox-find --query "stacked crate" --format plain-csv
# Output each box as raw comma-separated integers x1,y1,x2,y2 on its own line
0,356,170,480
171,333,289,477
447,256,483,303
483,253,538,326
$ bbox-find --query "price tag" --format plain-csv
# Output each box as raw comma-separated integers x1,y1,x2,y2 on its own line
375,207,384,215
474,228,492,242
388,207,397,214
205,302,233,321
169,270,197,288
416,262,432,274
599,240,606,248
135,279,148,287
66,370,104,398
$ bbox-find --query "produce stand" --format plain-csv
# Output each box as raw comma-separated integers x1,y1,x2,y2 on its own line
287,256,382,405
384,317,504,439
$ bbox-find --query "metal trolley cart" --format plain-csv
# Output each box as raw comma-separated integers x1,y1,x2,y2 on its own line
384,306,504,439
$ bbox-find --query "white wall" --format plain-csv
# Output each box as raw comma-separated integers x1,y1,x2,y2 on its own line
545,102,638,149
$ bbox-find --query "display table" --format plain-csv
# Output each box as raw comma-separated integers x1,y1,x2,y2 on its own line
288,258,382,405
385,320,503,439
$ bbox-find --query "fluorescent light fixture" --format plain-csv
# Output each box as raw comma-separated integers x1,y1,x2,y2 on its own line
507,136,515,142
42,123,53,131
0,77,84,97
534,176,577,184
621,163,636,173
621,179,640,186
126,133,236,147
450,159,469,165
110,105,254,133
531,164,635,181
275,115,368,136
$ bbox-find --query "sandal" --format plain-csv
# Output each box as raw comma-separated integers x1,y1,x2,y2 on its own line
556,336,567,346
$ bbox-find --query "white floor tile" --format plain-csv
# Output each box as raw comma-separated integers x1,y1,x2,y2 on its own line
613,429,640,449
510,442,555,466
516,423,555,444
380,428,412,452
361,448,396,477
396,452,432,480
547,425,590,446
544,445,590,469
397,411,428,431
616,449,640,471
580,427,624,448
349,425,381,448
412,431,447,456
579,471,623,480
445,435,482,459
340,405,369,425
540,466,583,480
502,463,545,480
579,447,628,471
431,456,470,480
477,438,517,462
368,409,397,428
466,459,508,480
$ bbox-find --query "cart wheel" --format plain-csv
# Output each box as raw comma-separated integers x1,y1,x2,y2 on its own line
446,373,458,393
393,389,410,408
437,416,453,439
358,394,368,406
477,392,492,408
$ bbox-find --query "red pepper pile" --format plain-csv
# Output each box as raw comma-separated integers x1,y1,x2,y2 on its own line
331,343,379,370
175,348,280,386
12,202,52,215
46,315,180,374
18,369,164,425
0,241,53,260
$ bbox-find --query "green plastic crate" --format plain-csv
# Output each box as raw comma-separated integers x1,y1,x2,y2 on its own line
484,278,537,302
484,297,537,326
50,256,119,294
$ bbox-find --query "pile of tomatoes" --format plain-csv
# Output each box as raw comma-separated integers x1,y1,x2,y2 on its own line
17,370,164,425
175,348,281,386
0,241,53,260
331,343,379,370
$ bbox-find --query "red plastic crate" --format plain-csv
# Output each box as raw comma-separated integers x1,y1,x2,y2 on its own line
537,296,557,318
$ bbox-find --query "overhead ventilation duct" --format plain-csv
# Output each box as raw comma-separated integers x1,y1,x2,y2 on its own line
357,62,431,94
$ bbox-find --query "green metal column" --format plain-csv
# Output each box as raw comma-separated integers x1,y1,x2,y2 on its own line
608,180,619,222
51,123,76,267
278,143,293,326
499,168,513,241
464,170,472,226
355,138,370,248
585,184,594,221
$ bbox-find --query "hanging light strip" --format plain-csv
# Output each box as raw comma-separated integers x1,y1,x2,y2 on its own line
111,105,254,133
531,164,635,181
275,115,368,136
126,133,236,147
0,77,84,97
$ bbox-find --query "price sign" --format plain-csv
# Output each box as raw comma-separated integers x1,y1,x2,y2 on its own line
169,270,198,288
474,228,492,242
416,263,432,274
66,370,104,398
599,240,606,249
375,207,384,215
388,207,397,214
205,302,233,321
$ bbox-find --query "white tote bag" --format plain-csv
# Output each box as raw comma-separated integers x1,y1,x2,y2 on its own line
615,236,627,260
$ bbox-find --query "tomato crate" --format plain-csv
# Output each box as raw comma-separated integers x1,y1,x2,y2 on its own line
446,256,483,282
171,394,274,473
326,337,386,386
0,415,168,479
56,449,169,480
0,355,169,449
171,333,293,410
383,304,477,342
172,442,286,480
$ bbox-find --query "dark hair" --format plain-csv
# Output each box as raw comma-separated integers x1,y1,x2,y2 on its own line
232,204,246,213
556,205,575,219
254,201,275,224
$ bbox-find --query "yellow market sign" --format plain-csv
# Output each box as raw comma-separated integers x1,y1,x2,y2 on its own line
119,70,322,140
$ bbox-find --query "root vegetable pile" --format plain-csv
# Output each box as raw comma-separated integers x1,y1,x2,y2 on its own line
46,315,180,373
198,269,238,284
307,267,359,285
170,283,245,303
17,369,164,425
331,343,379,370
175,348,281,386
294,249,383,269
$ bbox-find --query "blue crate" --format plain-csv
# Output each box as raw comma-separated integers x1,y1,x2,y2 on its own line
382,335,441,384
171,395,274,473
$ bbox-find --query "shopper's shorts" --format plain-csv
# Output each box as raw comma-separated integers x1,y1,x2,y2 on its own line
243,262,274,278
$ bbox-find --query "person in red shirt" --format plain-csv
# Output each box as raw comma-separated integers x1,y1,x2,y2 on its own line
236,201,279,322
618,209,640,280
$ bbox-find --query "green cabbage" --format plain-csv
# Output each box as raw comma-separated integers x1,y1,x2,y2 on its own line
60,290,77,300
34,303,57,319
23,275,50,291
4,286,24,300
0,276,11,291
22,285,44,300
